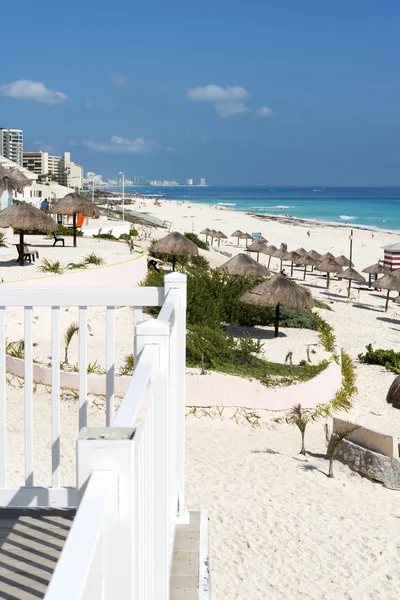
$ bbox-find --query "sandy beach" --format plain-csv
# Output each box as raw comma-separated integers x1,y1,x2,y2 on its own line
3,200,400,599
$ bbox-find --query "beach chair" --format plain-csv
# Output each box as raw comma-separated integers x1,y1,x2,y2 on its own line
52,232,65,247
15,244,39,264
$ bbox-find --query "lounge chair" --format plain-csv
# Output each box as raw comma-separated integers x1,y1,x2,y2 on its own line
53,232,65,247
15,244,39,264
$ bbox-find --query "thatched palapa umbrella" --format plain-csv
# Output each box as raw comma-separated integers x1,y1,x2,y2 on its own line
215,231,227,247
51,193,99,247
150,231,198,271
0,201,57,266
257,235,268,244
283,250,302,277
372,273,400,311
240,274,313,337
247,239,268,262
317,257,343,288
335,255,354,268
217,253,270,277
208,229,218,244
241,233,253,248
200,228,211,243
231,230,244,246
273,248,287,271
338,267,366,297
298,254,318,280
362,263,390,287
320,251,336,261
295,247,308,257
307,249,322,262
263,244,278,267
0,164,31,193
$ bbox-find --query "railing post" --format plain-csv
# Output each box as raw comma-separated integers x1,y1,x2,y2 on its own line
163,272,187,520
77,427,136,599
134,318,171,599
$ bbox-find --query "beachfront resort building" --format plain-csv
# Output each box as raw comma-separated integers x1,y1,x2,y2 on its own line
0,128,23,165
200,177,206,186
23,151,83,190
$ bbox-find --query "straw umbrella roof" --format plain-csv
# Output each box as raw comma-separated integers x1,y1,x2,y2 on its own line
150,231,199,256
320,251,336,261
209,229,218,237
240,274,313,309
231,229,244,238
295,247,308,257
241,233,253,241
338,267,366,283
0,201,57,232
362,263,390,275
317,257,343,273
216,230,228,239
372,273,400,292
273,248,287,260
307,249,322,261
247,240,268,253
51,193,100,217
298,254,318,266
0,165,31,193
283,250,302,262
263,245,278,256
258,235,268,243
335,255,354,267
387,375,400,409
217,253,270,277
200,228,211,235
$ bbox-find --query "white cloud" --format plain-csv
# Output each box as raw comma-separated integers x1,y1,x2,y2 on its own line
215,101,249,118
82,136,162,155
165,146,176,153
255,106,273,118
84,96,93,108
0,80,67,104
33,140,54,153
111,73,128,89
187,84,249,102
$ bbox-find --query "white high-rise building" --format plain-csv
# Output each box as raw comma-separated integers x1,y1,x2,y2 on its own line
186,178,194,185
59,152,83,189
200,178,206,186
0,129,23,165
23,151,82,188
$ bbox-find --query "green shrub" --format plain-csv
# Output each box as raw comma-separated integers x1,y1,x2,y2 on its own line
358,344,400,373
313,298,333,311
119,233,131,242
57,224,84,237
66,262,87,270
130,227,139,237
313,313,336,352
83,253,105,266
184,232,209,250
37,259,64,274
93,233,117,240
188,255,210,270
0,232,8,247
186,324,329,387
119,354,134,376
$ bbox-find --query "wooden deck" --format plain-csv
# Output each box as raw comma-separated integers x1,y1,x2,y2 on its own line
0,509,203,599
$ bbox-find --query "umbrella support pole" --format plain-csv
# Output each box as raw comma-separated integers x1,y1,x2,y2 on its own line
19,231,24,267
73,213,77,248
303,266,306,280
268,256,271,267
348,280,351,298
327,273,330,288
274,303,280,338
385,290,390,311
290,262,294,277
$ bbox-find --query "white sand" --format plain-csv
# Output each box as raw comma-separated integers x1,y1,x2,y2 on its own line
3,201,400,598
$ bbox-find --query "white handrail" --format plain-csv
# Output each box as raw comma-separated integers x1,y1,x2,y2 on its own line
45,470,118,600
157,288,179,326
113,345,156,427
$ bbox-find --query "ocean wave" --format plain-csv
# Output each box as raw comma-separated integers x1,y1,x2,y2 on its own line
275,205,290,209
339,215,357,220
218,202,236,206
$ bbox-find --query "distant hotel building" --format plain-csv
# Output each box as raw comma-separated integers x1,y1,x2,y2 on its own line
0,128,23,165
200,178,206,186
186,179,194,185
23,151,83,189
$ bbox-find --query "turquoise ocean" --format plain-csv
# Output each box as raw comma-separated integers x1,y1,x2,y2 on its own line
110,186,400,232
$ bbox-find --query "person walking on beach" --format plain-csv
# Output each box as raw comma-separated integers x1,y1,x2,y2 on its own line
307,230,311,238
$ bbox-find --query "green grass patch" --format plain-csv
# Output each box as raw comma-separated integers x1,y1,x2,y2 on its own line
358,344,400,373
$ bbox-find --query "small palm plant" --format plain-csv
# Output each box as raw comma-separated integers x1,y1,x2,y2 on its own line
83,253,105,266
326,424,359,478
119,354,134,376
285,351,293,372
284,404,312,455
63,322,79,364
37,259,64,275
0,232,8,248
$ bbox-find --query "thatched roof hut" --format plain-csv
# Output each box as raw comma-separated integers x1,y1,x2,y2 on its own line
217,253,270,277
335,255,354,267
307,249,322,262
214,230,227,246
240,274,313,337
372,273,400,311
362,262,391,287
338,267,366,297
231,230,244,246
241,233,253,247
295,247,308,257
247,239,268,262
0,164,31,193
150,231,198,270
263,244,278,267
320,251,336,261
51,193,99,247
316,257,343,288
0,201,57,266
298,254,318,280
200,228,211,242
283,250,302,276
387,375,400,409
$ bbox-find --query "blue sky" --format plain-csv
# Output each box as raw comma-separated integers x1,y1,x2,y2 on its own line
1,0,399,185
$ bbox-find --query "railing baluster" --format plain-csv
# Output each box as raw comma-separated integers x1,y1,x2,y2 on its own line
0,307,6,488
106,307,115,426
51,307,61,489
133,307,143,364
24,306,33,487
79,307,88,432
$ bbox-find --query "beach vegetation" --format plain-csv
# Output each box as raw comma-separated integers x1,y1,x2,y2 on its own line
63,322,79,364
119,233,131,242
37,259,64,275
313,299,333,311
358,344,400,373
184,232,209,250
66,262,87,270
119,354,134,376
93,233,117,240
0,232,8,247
44,225,83,238
187,255,210,270
313,313,336,352
83,253,105,266
6,339,25,359
87,360,106,375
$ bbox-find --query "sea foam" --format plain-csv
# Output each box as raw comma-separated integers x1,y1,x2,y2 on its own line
339,215,356,220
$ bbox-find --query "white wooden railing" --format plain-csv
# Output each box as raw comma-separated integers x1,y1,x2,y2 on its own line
0,272,187,599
